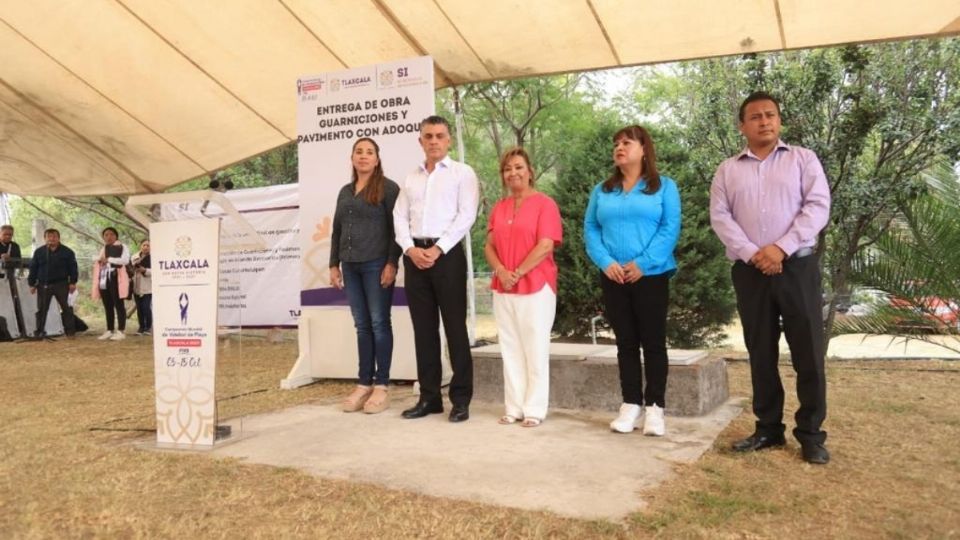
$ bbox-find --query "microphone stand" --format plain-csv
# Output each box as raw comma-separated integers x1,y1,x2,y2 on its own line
5,258,29,340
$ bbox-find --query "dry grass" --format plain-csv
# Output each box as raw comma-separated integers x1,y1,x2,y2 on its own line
632,360,960,538
1,334,958,539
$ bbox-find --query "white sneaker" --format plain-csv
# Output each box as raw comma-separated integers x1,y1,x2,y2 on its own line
98,331,114,340
109,331,126,341
610,403,643,433
643,404,665,436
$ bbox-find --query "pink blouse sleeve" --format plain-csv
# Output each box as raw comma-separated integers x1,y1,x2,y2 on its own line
537,196,563,243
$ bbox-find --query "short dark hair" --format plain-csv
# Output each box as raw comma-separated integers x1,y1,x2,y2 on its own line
0,224,12,233
739,91,781,122
102,226,119,238
44,228,60,238
420,115,451,132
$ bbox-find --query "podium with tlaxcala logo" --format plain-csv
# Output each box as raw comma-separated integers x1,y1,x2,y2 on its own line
127,191,264,449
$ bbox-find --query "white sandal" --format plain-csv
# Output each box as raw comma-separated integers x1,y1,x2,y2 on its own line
498,415,519,425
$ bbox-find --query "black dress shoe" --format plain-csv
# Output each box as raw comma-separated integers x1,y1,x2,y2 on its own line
401,400,443,419
448,405,469,423
800,442,830,464
731,433,786,452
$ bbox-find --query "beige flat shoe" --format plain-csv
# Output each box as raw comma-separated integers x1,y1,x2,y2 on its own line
342,385,373,412
362,385,390,414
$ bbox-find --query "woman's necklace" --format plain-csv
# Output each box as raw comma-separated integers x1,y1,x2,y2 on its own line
508,191,530,225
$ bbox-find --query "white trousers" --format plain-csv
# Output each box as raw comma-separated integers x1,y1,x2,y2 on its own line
493,285,556,419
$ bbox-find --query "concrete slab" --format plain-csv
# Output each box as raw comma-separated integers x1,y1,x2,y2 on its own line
210,391,741,521
585,347,709,366
475,344,711,366
718,319,960,359
473,345,728,416
473,342,611,361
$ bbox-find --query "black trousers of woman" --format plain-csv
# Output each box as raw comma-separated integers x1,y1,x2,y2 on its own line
600,272,670,407
101,273,125,332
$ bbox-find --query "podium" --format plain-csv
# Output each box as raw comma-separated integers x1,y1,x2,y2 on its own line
127,191,264,448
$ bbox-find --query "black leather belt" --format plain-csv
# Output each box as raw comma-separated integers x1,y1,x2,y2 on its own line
789,246,815,260
413,238,439,248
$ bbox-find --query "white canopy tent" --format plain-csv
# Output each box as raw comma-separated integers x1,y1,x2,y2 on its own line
1,0,958,196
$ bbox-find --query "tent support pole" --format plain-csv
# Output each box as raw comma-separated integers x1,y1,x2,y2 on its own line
452,86,477,346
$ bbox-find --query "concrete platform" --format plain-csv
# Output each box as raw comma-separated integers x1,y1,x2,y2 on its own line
211,391,742,521
473,343,729,416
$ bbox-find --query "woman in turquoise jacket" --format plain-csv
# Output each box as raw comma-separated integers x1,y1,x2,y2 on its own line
584,124,681,436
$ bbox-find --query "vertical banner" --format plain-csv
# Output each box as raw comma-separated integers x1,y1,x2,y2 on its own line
298,55,434,304
151,219,221,446
294,56,434,379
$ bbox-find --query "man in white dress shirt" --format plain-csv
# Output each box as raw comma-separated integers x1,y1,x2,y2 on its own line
393,115,479,422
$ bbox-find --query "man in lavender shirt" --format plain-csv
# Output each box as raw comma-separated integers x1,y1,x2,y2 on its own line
710,91,832,465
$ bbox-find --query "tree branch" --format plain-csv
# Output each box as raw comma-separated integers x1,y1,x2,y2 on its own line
18,198,101,244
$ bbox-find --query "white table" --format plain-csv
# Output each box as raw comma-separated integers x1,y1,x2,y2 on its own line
0,273,64,338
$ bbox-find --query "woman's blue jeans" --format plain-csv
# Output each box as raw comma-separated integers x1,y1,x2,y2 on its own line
341,257,394,385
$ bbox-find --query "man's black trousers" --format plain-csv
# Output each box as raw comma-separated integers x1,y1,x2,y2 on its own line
403,243,473,407
732,255,827,445
36,281,75,336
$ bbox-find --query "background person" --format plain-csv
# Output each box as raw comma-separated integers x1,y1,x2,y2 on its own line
0,224,21,265
484,147,562,427
584,124,682,436
710,91,832,464
329,138,402,414
92,227,130,341
1,225,21,283
131,239,152,336
393,115,479,423
27,229,77,338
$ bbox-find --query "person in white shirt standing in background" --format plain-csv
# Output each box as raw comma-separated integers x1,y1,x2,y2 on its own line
93,227,130,341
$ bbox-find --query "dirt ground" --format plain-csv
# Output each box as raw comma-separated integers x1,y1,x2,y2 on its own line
1,332,958,538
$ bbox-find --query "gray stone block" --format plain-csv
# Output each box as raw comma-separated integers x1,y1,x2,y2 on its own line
473,343,728,416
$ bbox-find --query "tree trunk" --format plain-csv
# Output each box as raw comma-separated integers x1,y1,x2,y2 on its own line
824,241,857,345
824,279,841,347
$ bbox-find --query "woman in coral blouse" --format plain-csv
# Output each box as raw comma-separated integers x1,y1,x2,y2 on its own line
484,147,562,427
